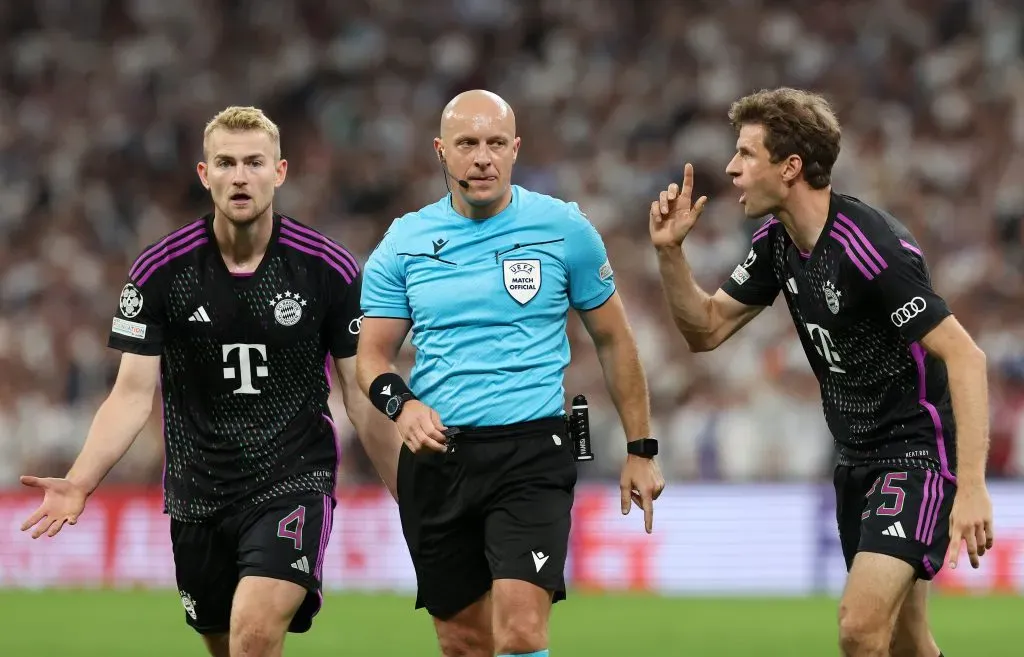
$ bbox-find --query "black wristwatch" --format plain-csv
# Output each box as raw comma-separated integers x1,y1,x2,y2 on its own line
626,438,659,458
385,393,416,421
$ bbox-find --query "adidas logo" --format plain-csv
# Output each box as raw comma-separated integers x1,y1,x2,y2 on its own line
882,521,906,539
290,556,310,574
188,306,211,323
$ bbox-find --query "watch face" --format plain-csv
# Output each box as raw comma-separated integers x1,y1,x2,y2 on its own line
385,396,400,417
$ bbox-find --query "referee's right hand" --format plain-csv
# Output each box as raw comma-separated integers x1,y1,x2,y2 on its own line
396,400,449,453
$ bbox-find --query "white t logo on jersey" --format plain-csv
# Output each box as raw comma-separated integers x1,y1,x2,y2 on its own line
222,344,269,394
804,323,846,374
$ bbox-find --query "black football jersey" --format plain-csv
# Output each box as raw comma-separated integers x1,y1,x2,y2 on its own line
721,192,957,478
108,213,363,522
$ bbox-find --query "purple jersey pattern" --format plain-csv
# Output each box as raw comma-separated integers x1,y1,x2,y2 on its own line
108,214,363,521
721,193,956,480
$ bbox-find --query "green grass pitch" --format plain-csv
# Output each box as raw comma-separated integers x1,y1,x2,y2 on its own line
0,590,1018,655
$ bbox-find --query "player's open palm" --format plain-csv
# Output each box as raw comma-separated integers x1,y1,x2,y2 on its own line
620,456,666,534
396,400,448,454
19,476,88,539
649,163,709,249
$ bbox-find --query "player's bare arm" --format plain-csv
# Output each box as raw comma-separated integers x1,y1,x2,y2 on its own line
20,352,160,538
356,316,448,454
578,291,665,533
650,163,766,351
334,355,401,500
918,315,994,569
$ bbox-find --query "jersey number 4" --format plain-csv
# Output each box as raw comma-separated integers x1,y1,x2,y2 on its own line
804,323,846,374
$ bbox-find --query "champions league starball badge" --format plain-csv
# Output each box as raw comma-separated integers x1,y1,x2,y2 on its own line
119,283,144,318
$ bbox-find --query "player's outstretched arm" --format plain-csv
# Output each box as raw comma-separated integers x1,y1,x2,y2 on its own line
356,317,448,455
650,163,766,352
578,292,665,533
919,316,994,569
335,355,400,500
20,352,159,538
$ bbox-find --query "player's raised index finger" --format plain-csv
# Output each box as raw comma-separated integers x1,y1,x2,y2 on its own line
680,163,694,200
643,494,654,534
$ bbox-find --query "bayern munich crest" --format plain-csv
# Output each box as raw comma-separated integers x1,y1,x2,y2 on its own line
823,280,841,314
119,283,144,318
269,291,306,326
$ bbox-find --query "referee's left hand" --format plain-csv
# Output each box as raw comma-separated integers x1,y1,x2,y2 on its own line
620,455,665,534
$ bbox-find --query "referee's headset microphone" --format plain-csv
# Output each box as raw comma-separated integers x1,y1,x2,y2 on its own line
437,153,470,190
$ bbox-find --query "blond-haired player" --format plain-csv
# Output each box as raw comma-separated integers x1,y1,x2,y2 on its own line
20,106,400,657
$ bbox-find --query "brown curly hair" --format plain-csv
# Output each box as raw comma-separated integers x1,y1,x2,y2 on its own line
728,88,841,190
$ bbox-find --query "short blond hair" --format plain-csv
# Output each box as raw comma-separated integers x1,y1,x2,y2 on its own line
203,106,281,159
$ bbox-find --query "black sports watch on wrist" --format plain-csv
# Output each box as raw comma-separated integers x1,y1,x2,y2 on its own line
385,393,416,421
626,438,659,458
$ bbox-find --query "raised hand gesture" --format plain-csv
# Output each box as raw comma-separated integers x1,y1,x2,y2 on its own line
649,163,709,249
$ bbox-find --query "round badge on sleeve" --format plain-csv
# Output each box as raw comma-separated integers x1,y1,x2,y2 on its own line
119,283,144,318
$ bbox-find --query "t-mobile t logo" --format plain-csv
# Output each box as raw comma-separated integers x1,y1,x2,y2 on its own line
222,343,269,394
804,323,846,374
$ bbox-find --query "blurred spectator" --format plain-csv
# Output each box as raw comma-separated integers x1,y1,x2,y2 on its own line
1,0,1022,486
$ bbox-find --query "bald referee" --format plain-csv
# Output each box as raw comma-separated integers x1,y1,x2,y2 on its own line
356,90,663,657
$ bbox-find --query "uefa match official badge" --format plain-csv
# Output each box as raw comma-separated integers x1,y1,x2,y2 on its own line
503,259,541,305
269,291,307,326
823,280,842,314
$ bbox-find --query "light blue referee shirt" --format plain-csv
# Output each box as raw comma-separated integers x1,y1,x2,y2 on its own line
361,185,616,427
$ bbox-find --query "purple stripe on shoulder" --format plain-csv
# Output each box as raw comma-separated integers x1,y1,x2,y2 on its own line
899,239,923,257
129,222,205,279
280,237,355,283
136,236,208,285
910,342,955,483
828,231,874,280
832,223,881,275
280,227,360,278
836,213,887,270
281,218,360,275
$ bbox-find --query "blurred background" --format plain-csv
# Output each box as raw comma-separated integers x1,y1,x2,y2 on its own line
1,0,1023,655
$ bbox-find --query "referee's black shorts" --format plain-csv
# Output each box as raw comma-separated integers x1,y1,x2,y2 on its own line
396,416,577,620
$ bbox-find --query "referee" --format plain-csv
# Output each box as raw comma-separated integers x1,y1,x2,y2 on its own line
356,89,664,657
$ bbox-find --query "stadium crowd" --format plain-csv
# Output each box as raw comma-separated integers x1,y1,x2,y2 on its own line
1,0,1022,487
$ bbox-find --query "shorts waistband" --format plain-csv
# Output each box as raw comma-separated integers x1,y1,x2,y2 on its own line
447,416,566,441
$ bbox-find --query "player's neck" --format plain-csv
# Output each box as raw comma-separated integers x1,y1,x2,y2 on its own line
212,209,274,274
451,187,513,220
775,186,832,254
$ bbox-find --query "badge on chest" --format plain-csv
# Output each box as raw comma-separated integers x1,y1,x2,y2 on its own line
269,291,306,326
503,259,541,305
823,279,842,315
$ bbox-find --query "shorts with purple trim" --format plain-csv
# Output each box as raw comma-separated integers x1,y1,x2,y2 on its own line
834,464,956,580
170,492,336,634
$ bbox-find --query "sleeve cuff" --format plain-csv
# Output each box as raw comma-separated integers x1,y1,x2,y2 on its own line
573,285,616,311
